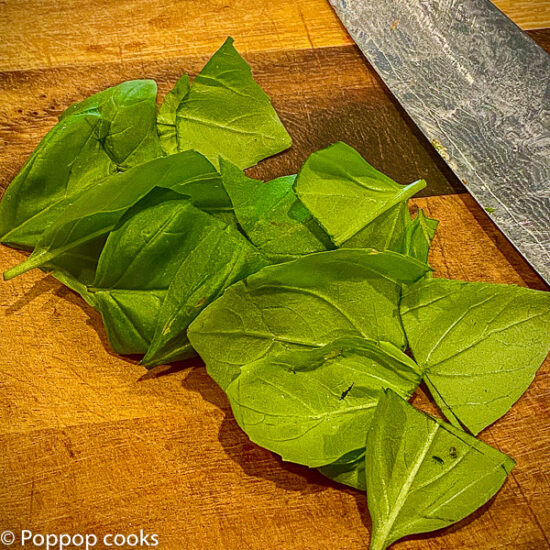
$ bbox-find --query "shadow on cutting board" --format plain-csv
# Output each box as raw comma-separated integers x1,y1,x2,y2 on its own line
5,270,57,314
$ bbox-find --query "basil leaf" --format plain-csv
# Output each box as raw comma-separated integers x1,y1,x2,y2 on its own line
141,222,268,368
87,190,265,357
342,202,410,251
157,75,190,156
89,196,200,354
400,278,550,434
43,235,109,307
91,290,165,356
44,235,107,286
3,151,228,280
175,37,291,169
366,390,515,550
220,158,331,259
226,338,421,468
188,249,431,390
294,142,426,246
0,80,162,249
46,190,191,308
341,202,437,267
317,449,366,490
403,208,438,264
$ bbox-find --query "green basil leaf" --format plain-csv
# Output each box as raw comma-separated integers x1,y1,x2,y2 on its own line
343,202,410,251
366,390,515,550
141,221,268,368
43,235,109,307
400,278,550,434
3,151,228,281
157,75,190,156
0,80,162,249
45,190,190,309
45,236,107,286
88,196,198,354
220,158,331,259
175,37,291,169
317,449,366,490
226,338,421,468
294,142,426,246
188,249,431,390
91,289,165,355
341,202,438,268
402,208,438,264
88,191,265,357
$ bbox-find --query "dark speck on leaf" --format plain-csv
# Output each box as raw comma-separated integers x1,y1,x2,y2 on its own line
432,455,444,464
195,296,207,308
449,447,458,458
339,383,354,401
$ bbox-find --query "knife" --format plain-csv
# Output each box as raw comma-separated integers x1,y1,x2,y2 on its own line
329,0,550,284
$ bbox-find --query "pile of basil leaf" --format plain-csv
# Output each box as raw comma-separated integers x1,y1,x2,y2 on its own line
2,37,549,550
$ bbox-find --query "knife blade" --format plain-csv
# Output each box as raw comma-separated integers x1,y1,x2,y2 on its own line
329,0,550,283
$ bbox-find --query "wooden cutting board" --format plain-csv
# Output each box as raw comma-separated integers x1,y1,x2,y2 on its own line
1,2,549,549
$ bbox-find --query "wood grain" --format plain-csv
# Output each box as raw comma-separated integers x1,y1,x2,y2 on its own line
1,1,550,549
0,0,548,72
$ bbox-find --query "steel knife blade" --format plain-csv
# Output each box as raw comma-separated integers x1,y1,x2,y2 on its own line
329,0,550,283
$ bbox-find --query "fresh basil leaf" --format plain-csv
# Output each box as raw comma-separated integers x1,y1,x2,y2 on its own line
226,338,421,468
88,197,198,354
91,289,165,355
175,37,291,169
0,80,162,249
61,80,163,169
317,449,366,490
157,75,190,156
403,208,438,264
400,278,550,434
42,235,109,307
343,202,410,251
188,249,431,390
140,218,268,368
44,235,107,286
341,202,438,268
87,189,265,357
45,189,197,309
3,151,228,281
220,158,331,259
366,390,515,550
294,142,426,246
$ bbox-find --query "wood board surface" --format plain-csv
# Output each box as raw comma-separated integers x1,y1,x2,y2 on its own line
0,1,549,549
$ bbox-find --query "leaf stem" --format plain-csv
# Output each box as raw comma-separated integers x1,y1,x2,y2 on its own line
369,531,389,550
3,252,48,280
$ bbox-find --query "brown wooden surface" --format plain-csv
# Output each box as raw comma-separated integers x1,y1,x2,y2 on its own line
1,2,549,549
